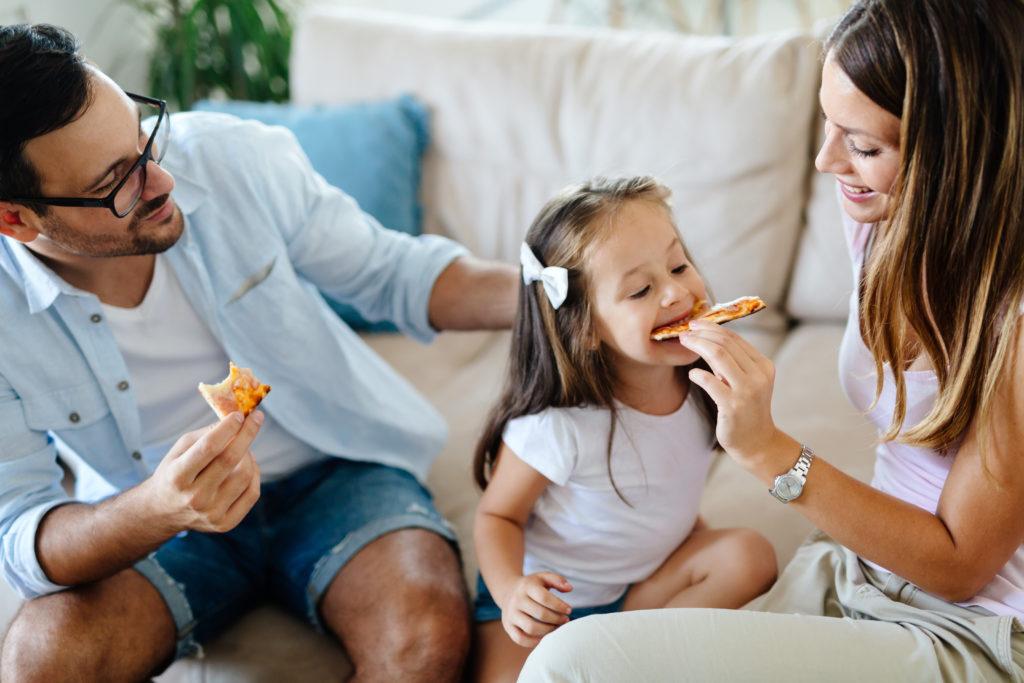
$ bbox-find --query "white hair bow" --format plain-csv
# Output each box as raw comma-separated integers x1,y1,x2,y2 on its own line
520,243,569,310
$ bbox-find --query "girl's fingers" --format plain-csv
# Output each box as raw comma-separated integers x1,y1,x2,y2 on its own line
688,367,731,406
536,572,573,594
522,595,571,625
508,624,541,648
513,611,558,638
527,581,572,615
679,334,745,387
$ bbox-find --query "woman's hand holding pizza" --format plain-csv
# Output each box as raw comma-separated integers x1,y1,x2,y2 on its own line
679,320,783,470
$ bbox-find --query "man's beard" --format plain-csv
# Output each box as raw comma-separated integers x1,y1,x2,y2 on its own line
39,194,183,258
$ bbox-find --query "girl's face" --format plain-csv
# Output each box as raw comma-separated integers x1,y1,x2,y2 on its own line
587,200,707,372
815,55,902,224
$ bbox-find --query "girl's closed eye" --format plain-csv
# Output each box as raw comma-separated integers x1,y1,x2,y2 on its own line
671,264,688,275
629,285,651,300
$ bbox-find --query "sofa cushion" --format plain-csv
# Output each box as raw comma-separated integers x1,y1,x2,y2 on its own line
291,8,823,335
786,118,855,322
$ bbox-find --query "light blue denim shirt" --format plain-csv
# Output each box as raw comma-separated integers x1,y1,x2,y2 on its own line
0,113,468,599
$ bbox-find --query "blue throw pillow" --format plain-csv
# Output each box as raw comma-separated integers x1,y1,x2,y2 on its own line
192,95,431,333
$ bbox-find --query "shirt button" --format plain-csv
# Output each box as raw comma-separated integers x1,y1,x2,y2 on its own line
131,451,142,461
68,412,81,424
117,380,130,391
90,313,102,323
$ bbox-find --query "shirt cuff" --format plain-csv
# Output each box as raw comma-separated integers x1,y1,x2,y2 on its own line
406,235,470,344
2,498,73,599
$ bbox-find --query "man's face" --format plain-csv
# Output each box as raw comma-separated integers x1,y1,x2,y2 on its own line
16,68,183,257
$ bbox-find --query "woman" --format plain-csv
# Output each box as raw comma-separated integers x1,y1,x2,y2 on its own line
518,1,1024,680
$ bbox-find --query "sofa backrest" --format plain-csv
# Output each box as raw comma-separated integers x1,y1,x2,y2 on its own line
292,8,851,332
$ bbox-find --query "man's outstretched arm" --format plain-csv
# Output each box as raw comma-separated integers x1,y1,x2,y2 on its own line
428,256,519,332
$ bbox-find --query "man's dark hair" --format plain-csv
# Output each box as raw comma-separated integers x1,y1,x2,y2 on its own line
0,24,91,215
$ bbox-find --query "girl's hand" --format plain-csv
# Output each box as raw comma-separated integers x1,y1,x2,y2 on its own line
500,572,573,648
680,320,782,469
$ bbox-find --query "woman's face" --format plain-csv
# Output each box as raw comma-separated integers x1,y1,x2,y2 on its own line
815,55,902,224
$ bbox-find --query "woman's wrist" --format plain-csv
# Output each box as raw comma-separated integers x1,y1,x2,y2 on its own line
735,428,803,486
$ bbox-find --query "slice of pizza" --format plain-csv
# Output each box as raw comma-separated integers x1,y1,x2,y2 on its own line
198,362,271,419
651,296,766,341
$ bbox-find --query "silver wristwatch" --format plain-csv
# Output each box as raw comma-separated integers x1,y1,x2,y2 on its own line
769,445,814,503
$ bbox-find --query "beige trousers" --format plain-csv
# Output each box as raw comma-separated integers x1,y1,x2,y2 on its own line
519,531,1024,682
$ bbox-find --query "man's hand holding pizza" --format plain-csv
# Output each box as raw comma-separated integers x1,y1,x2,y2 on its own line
143,411,263,535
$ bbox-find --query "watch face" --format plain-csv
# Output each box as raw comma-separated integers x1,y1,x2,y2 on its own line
778,475,801,500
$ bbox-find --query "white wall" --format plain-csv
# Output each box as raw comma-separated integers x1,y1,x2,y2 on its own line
0,0,849,96
0,0,153,92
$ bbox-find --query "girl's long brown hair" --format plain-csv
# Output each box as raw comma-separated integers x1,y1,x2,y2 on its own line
473,177,718,497
828,1,1024,461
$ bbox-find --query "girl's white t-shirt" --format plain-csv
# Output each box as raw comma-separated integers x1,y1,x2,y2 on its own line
503,397,715,607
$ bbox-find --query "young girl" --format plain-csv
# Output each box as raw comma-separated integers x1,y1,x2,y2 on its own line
471,177,778,683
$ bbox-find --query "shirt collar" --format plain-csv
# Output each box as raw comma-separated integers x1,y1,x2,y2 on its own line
0,237,80,314
169,166,207,216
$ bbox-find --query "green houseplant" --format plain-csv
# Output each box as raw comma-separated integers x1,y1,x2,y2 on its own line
126,0,294,110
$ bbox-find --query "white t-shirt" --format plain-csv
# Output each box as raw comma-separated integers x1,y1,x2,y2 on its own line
503,397,715,607
101,254,324,479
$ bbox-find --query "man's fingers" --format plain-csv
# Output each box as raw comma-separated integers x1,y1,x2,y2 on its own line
167,424,215,460
215,455,255,511
176,412,245,479
193,411,264,489
219,466,261,531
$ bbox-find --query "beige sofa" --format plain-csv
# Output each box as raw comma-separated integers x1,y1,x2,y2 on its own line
0,8,877,681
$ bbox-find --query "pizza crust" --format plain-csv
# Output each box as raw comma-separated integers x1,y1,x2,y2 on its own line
198,362,271,419
650,296,766,340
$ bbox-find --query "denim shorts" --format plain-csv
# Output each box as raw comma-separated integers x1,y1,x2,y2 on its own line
133,456,458,661
472,573,627,623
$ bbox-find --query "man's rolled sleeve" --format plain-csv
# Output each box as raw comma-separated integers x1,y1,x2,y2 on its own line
1,493,71,599
258,124,469,342
0,379,73,599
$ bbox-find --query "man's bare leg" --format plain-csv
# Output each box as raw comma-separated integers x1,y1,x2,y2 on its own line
0,568,176,683
319,528,471,683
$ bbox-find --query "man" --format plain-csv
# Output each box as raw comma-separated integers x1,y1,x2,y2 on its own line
0,24,517,682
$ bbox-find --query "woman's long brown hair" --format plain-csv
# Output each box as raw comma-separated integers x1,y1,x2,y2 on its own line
472,177,718,498
828,0,1024,463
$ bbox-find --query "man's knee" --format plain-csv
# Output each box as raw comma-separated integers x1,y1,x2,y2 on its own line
328,569,470,678
1,572,174,683
2,593,105,681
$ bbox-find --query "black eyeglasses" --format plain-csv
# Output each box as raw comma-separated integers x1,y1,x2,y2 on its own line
8,93,170,218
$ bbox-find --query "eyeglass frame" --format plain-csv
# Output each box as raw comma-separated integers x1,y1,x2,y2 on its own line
5,92,169,219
